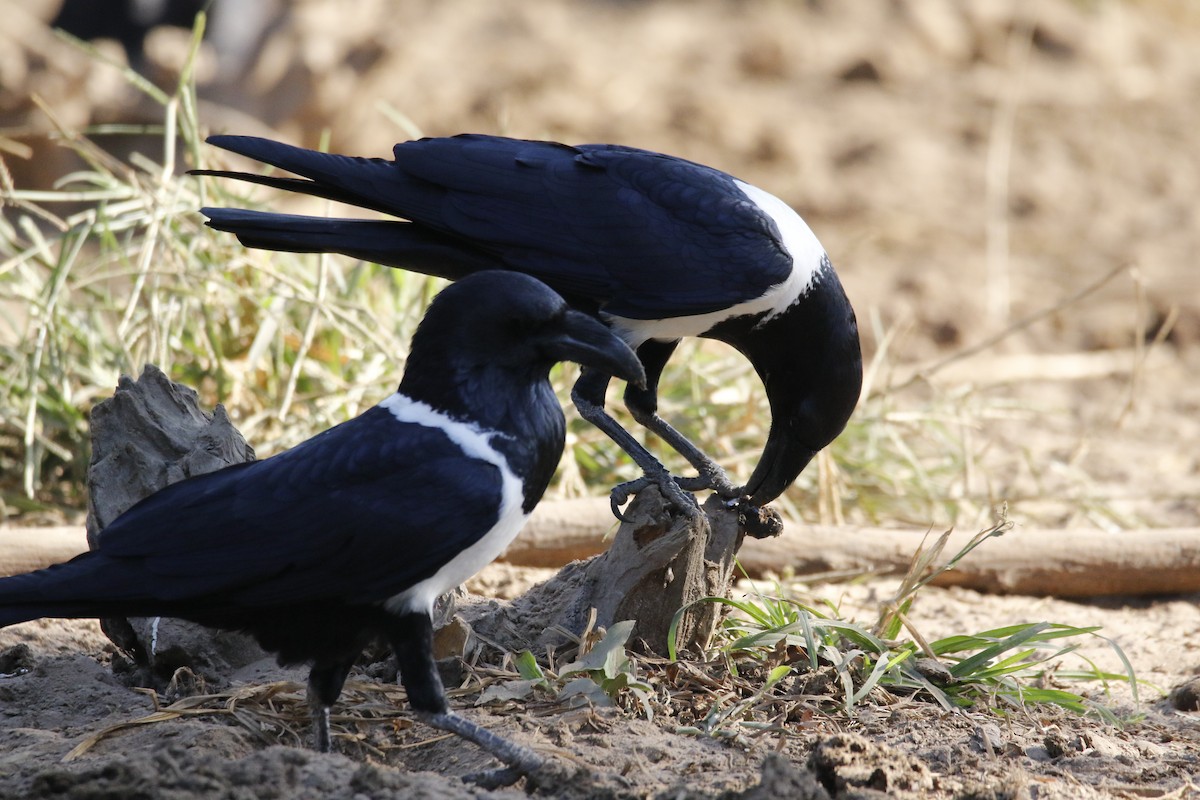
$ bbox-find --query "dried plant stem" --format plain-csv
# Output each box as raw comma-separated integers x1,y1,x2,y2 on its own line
893,262,1127,393
984,7,1035,325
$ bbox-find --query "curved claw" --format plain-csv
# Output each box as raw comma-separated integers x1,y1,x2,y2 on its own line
676,462,739,501
609,476,651,522
609,472,700,521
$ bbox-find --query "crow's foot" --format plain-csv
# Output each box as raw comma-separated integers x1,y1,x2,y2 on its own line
609,459,745,522
418,710,543,788
609,473,701,522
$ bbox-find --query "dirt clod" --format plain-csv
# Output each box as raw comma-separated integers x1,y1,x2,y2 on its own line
0,643,34,676
808,733,934,795
1168,677,1200,712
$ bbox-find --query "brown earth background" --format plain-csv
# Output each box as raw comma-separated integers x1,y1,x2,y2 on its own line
1,1,1199,798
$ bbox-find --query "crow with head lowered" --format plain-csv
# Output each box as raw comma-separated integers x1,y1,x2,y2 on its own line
196,134,862,522
0,271,644,786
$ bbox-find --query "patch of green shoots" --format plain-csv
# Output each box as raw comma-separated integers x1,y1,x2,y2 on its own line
477,620,655,720
668,512,1141,737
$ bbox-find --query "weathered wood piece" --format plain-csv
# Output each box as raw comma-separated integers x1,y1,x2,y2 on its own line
467,488,744,658
84,364,265,687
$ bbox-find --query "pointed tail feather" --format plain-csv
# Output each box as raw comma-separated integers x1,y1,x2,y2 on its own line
0,555,152,628
190,169,360,208
199,208,498,280
196,135,421,218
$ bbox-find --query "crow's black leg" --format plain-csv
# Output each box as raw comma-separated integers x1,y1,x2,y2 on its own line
307,656,357,752
416,710,541,790
386,612,542,788
623,339,741,499
572,366,699,518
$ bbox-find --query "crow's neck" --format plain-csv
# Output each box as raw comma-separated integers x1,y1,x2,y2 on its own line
399,363,566,513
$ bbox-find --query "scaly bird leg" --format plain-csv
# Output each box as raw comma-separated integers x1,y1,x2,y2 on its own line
572,367,700,520
306,657,357,752
622,340,742,498
389,612,543,788
417,710,543,789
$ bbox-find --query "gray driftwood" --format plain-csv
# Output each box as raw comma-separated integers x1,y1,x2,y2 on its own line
86,365,264,688
466,488,744,658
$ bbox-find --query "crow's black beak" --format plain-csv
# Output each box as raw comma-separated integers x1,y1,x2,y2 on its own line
549,310,646,389
743,426,818,508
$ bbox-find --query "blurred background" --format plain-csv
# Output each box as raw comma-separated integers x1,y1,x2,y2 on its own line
1,0,1197,532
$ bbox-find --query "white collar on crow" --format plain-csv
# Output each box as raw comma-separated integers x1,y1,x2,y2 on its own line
605,180,826,347
378,392,529,616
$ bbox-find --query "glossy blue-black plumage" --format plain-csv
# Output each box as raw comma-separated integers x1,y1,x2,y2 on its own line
198,134,862,509
0,272,644,777
0,411,504,656
200,135,793,320
0,270,643,647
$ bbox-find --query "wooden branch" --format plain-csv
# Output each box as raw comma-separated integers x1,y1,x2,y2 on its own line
8,501,1200,598
733,524,1200,598
510,501,1200,598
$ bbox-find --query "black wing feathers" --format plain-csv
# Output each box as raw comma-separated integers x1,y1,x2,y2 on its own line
35,407,503,613
202,135,795,319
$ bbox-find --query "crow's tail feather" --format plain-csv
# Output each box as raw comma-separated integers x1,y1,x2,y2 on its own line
199,208,497,280
196,135,423,218
0,555,153,629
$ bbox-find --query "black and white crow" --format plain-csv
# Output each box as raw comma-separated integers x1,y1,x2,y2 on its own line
0,271,644,784
196,134,862,518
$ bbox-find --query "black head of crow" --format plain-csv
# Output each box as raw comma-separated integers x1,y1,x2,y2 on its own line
0,271,644,785
197,134,862,517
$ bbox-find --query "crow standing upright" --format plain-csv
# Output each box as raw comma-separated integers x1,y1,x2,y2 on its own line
196,134,862,519
0,271,644,785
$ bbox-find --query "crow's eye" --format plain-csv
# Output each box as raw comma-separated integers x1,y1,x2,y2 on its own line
507,311,558,338
505,315,543,338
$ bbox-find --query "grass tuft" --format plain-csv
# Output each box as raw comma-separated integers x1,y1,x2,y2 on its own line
663,512,1142,738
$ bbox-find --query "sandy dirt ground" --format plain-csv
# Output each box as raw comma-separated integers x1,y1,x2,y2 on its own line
1,0,1198,797
1,573,1198,799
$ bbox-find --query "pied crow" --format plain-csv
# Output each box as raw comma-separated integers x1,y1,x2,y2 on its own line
0,271,644,785
197,134,862,518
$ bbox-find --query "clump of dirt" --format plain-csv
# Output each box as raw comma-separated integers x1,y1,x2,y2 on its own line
16,745,518,800
809,733,934,796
